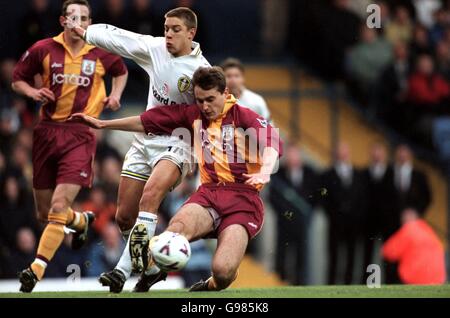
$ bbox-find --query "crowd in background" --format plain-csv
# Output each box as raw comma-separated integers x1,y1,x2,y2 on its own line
0,0,448,285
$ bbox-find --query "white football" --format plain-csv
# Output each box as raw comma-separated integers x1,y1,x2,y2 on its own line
149,231,191,272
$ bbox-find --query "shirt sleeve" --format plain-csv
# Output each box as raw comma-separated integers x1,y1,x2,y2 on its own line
238,106,283,157
140,104,199,136
12,44,46,85
100,52,128,77
85,24,158,65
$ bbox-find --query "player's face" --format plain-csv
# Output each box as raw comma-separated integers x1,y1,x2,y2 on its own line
224,67,244,94
164,17,196,57
194,86,228,121
60,4,91,40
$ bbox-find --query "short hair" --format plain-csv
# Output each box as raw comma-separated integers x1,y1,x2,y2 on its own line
165,7,197,30
61,0,92,18
192,67,226,93
220,58,245,73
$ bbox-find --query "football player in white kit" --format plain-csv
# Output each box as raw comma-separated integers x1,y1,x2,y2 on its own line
66,7,209,293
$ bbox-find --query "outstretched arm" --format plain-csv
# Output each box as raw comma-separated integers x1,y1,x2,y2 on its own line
64,14,153,64
69,113,144,132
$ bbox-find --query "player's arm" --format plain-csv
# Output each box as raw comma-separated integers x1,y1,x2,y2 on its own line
11,44,55,103
103,71,128,111
11,81,55,103
66,16,152,64
239,108,283,186
69,113,144,132
244,147,279,186
70,104,196,133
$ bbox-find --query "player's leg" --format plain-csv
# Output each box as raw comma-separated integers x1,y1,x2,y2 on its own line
133,203,213,292
130,159,183,269
33,188,53,223
191,224,249,291
20,183,81,292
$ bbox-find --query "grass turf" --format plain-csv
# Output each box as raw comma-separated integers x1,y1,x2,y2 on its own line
1,285,450,298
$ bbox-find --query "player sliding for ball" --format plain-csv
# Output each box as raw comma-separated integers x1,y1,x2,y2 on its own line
70,67,283,291
64,6,210,292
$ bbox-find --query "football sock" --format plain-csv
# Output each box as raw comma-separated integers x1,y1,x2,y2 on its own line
66,208,87,232
31,208,69,280
116,212,158,278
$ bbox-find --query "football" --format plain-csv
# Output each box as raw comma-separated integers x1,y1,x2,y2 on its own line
149,231,191,272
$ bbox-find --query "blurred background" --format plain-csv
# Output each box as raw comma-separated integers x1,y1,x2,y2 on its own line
0,0,449,288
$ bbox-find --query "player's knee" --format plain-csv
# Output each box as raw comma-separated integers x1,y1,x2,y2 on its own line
50,198,70,214
115,209,136,231
212,262,236,290
139,183,166,211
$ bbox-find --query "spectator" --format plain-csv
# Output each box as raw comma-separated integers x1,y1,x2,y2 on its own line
409,24,434,61
392,145,431,223
0,175,38,249
429,8,450,46
7,228,37,278
347,25,392,101
220,58,271,120
378,41,411,128
99,156,122,203
385,6,414,44
321,142,367,285
361,143,395,283
86,222,125,277
406,54,450,145
95,0,130,29
382,208,446,285
17,0,58,55
82,186,116,235
435,40,450,81
269,143,318,285
127,0,163,35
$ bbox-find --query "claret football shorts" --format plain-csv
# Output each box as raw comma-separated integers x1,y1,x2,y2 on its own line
32,121,96,189
185,182,264,239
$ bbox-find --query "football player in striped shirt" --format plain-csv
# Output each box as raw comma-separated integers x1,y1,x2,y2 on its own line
11,0,128,293
71,66,283,292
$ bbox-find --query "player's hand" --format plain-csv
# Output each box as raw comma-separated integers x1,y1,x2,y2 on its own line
103,95,121,111
68,113,104,129
29,88,55,104
243,172,271,186
62,10,85,39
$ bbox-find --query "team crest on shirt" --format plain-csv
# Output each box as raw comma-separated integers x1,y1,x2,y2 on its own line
222,124,234,151
177,75,191,93
82,59,96,76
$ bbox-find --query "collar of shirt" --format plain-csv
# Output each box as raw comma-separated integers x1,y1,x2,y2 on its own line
212,94,237,121
53,32,96,58
170,41,202,59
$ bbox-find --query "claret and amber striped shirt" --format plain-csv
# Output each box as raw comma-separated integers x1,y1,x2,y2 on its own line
13,32,127,122
140,95,283,190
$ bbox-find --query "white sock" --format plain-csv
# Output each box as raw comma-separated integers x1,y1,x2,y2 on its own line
115,212,157,278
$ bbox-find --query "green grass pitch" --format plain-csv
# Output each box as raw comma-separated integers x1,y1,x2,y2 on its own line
1,285,450,298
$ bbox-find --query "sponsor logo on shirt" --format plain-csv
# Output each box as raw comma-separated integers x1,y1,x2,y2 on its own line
52,73,91,87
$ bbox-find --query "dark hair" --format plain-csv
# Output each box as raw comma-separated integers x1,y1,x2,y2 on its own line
61,0,92,18
192,67,226,93
220,57,245,73
165,7,197,30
